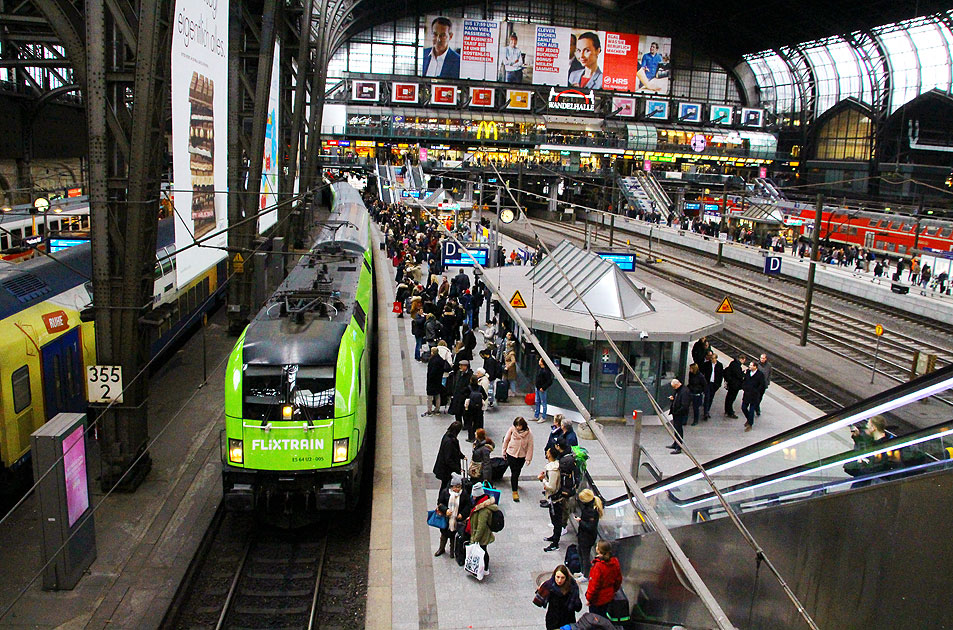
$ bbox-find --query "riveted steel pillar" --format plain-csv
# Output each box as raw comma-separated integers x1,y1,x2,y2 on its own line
82,0,171,490
226,0,280,335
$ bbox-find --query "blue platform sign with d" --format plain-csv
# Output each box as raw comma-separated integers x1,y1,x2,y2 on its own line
764,256,782,275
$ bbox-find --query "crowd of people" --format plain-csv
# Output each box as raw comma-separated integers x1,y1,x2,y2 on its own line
371,195,628,627
665,337,773,453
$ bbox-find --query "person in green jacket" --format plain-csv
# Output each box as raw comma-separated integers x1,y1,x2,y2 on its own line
468,482,500,573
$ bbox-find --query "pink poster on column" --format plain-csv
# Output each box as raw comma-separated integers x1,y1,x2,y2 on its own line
62,425,89,528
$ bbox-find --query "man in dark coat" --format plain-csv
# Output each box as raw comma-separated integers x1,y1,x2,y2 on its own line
432,421,464,490
723,354,746,419
667,378,692,454
701,351,724,420
741,360,767,432
534,358,554,421
690,336,709,368
755,353,772,417
447,360,473,432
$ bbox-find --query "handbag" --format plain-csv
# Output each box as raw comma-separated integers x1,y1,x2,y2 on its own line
392,300,403,314
427,509,448,530
468,460,483,479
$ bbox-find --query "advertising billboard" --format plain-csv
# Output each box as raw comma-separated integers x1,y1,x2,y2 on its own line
352,80,379,101
612,96,636,117
62,425,89,528
420,16,671,93
431,84,457,105
470,86,495,107
258,40,280,233
172,0,228,286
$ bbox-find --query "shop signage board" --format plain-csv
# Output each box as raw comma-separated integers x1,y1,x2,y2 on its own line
548,88,595,113
351,80,379,102
470,86,495,107
392,82,419,103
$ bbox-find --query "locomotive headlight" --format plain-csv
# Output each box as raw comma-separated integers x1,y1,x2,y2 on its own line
228,438,244,464
333,438,349,463
282,405,294,419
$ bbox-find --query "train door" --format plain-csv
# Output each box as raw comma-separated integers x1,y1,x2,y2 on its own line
40,327,86,419
865,232,875,248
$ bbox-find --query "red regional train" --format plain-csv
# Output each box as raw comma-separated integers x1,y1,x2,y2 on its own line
782,207,953,258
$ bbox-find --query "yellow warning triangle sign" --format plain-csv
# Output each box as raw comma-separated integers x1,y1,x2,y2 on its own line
233,253,244,263
716,296,734,314
510,290,527,309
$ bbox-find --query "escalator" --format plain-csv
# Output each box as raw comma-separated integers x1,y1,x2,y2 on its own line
591,365,953,629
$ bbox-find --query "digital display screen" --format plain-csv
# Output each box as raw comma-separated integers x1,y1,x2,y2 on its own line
49,238,88,253
62,425,89,528
598,252,636,271
444,247,488,267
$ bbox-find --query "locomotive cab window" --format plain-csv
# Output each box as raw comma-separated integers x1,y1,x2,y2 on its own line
243,365,284,420
292,366,336,420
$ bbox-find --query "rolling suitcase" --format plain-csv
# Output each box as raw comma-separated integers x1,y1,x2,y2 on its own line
494,379,509,402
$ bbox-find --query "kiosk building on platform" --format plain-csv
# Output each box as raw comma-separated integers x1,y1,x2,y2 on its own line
494,241,723,418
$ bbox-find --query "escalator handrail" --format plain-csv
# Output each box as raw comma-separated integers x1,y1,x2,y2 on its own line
694,456,953,523
661,420,953,508
601,364,953,508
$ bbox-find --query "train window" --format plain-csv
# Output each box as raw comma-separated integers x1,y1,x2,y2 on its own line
1,234,8,249
887,221,899,230
901,224,912,232
243,365,284,420
939,228,951,238
353,302,366,330
849,227,858,235
12,365,30,413
154,264,162,280
293,366,336,420
52,355,65,408
161,260,172,275
926,226,940,236
66,345,78,396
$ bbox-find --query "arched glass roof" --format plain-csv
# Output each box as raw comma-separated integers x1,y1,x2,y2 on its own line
743,11,953,119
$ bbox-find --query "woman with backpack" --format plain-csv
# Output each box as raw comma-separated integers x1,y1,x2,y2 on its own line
586,540,622,617
574,489,604,581
533,564,582,629
539,446,563,552
501,417,534,502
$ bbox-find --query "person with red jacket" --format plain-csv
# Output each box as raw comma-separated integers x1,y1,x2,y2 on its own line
585,540,622,617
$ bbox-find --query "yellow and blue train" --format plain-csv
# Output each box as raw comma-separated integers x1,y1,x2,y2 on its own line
0,219,226,502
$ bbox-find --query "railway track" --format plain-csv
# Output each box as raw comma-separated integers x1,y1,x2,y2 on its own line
160,509,333,630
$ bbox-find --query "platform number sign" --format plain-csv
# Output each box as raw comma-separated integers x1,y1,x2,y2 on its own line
87,365,124,403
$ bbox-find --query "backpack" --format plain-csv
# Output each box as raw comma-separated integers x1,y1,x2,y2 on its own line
571,445,590,476
489,508,505,532
564,543,581,574
558,453,579,499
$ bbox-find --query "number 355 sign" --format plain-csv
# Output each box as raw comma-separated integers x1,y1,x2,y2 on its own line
86,365,124,403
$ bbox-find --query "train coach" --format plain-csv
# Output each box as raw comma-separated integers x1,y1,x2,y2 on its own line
221,182,374,513
0,219,225,500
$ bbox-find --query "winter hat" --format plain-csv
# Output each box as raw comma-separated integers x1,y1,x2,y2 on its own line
450,472,464,487
471,482,485,498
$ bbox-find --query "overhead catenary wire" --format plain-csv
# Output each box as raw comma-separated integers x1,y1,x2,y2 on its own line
487,161,821,630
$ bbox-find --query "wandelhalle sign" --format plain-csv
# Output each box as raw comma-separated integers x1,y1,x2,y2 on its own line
547,88,595,113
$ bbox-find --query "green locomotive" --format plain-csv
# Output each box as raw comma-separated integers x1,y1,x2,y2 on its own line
222,182,374,511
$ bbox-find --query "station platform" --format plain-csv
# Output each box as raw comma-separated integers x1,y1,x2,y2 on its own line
579,211,953,326
366,226,829,630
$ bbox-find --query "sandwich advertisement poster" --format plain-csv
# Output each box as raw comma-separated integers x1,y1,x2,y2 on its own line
171,0,229,286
